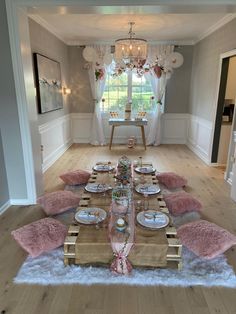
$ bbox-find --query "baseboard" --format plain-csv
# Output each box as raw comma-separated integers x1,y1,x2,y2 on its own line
210,162,226,167
42,140,73,173
187,140,211,165
10,199,32,206
0,200,11,215
162,138,187,144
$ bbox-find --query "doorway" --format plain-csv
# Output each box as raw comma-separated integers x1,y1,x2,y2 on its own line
211,52,236,184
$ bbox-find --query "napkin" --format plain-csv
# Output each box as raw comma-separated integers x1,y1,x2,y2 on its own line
78,210,99,221
139,185,157,193
144,212,166,223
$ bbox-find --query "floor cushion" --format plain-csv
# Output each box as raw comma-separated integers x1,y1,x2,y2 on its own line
163,191,202,216
156,172,187,189
60,169,90,185
11,218,68,257
177,220,236,259
37,190,80,215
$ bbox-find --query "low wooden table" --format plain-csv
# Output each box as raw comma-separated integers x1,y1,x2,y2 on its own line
64,162,182,269
108,119,148,150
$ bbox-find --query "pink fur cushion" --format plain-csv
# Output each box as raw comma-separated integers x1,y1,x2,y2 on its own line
37,190,80,215
59,169,90,185
163,191,202,216
156,172,187,189
11,218,68,257
177,220,236,259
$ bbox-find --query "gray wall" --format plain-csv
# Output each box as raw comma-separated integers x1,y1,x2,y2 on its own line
29,18,71,124
165,46,193,113
0,0,27,200
0,130,9,207
68,46,94,113
189,18,236,121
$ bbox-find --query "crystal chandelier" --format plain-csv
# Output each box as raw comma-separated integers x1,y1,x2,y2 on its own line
115,22,147,68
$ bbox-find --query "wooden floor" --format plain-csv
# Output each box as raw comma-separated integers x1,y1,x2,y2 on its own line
1,144,236,314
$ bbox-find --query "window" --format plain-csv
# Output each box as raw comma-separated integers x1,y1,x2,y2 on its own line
102,71,153,113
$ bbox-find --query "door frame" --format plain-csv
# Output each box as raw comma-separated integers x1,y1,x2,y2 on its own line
210,50,236,156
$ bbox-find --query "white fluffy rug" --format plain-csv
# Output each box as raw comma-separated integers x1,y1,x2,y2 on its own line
14,210,236,287
14,246,236,287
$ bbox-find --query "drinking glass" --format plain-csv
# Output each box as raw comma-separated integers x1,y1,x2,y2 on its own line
143,193,149,211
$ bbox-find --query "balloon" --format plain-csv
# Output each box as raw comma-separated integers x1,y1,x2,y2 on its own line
82,47,96,62
167,52,184,68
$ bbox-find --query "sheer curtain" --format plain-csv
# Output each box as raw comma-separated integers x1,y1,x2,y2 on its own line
88,45,111,145
145,45,174,146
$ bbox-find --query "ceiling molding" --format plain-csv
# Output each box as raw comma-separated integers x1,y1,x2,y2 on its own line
66,39,195,46
28,14,69,44
195,13,236,44
29,12,236,47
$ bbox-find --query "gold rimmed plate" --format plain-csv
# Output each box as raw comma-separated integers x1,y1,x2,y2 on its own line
85,183,112,193
136,210,170,229
93,164,114,172
75,207,107,225
135,184,161,195
134,166,156,174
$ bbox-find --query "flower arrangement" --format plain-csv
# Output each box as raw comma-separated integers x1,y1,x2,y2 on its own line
110,59,167,79
95,68,105,81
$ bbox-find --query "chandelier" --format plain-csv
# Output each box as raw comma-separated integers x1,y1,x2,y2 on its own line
115,22,147,67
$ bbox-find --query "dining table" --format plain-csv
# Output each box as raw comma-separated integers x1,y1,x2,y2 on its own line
63,160,182,273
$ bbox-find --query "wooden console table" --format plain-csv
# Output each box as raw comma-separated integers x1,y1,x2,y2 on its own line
108,119,148,150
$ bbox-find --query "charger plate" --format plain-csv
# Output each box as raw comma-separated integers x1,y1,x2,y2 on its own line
137,210,170,229
134,166,156,174
93,164,114,172
75,208,107,225
85,183,111,193
135,184,160,195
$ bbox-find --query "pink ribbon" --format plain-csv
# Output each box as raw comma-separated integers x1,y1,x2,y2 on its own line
110,252,133,275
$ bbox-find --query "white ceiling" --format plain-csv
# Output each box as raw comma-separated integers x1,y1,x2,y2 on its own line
29,12,236,45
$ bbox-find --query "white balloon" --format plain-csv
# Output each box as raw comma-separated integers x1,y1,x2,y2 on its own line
167,52,184,68
82,47,96,62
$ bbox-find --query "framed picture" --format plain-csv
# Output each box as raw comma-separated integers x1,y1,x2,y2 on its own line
33,53,63,114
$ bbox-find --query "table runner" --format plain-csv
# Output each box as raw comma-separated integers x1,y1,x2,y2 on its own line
109,202,135,274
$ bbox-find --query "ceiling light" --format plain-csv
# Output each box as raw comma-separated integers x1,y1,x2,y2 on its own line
115,22,147,67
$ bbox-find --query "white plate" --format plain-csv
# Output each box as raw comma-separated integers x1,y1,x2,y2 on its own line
134,166,156,174
75,208,107,225
135,184,160,195
85,183,111,193
137,210,170,229
93,164,114,172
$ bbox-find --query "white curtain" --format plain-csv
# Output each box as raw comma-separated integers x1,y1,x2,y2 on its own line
145,45,174,146
88,45,111,145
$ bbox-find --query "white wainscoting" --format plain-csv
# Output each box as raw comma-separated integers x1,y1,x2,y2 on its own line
162,114,189,144
71,113,190,145
39,115,72,172
38,113,214,170
187,115,213,164
71,113,93,143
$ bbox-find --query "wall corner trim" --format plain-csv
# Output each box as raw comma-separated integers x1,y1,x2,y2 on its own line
0,200,11,215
